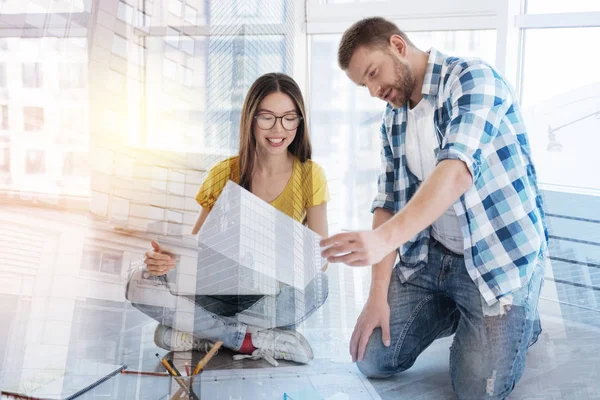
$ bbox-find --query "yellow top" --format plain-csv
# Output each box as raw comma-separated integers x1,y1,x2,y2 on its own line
195,155,329,223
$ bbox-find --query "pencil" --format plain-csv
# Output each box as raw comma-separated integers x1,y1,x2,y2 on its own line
192,340,223,375
1,390,42,400
156,354,199,400
121,370,170,377
166,359,182,377
184,362,191,376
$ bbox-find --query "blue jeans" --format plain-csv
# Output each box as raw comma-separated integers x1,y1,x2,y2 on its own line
126,267,328,351
357,239,543,400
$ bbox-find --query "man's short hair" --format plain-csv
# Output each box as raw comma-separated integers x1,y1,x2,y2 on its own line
337,17,413,70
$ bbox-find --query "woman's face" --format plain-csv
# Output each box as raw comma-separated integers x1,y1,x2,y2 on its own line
253,91,301,156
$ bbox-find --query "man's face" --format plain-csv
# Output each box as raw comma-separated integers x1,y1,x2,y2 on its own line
345,45,415,108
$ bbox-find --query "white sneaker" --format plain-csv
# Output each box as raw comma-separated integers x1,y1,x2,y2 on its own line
233,329,313,367
154,324,214,353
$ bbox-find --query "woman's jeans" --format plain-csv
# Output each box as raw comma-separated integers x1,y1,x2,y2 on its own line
126,266,328,351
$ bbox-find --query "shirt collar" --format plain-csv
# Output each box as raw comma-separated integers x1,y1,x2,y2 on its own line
420,47,446,97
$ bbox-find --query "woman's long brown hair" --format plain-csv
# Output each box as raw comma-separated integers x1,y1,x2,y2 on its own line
238,73,312,191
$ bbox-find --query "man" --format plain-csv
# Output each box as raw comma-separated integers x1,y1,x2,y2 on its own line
321,17,548,399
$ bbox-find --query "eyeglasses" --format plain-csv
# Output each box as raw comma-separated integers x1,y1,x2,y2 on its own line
254,113,303,131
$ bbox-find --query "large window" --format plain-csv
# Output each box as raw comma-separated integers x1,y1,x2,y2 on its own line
310,30,496,231
22,63,43,88
0,37,89,197
25,150,45,174
521,27,600,193
526,0,600,13
81,246,124,275
0,144,9,174
1,105,7,130
23,106,44,131
517,2,600,329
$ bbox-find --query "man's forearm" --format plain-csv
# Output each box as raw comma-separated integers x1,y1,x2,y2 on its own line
379,159,472,250
370,208,397,300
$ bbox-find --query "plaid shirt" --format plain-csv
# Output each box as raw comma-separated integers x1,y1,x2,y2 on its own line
372,48,548,305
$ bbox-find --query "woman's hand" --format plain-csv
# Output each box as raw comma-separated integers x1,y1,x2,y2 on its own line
144,240,176,276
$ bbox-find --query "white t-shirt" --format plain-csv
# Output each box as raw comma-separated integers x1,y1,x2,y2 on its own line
405,97,464,255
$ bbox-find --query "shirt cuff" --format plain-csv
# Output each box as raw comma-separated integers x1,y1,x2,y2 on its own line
437,147,480,182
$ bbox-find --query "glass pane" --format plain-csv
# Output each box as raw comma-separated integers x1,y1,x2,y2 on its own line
81,249,102,271
520,27,600,324
325,0,387,3
521,27,600,192
1,37,89,197
100,253,123,275
410,30,496,65
0,0,87,13
527,0,600,13
309,30,496,232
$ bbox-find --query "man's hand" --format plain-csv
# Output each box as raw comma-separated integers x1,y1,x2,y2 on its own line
350,295,391,362
144,240,176,276
320,229,394,267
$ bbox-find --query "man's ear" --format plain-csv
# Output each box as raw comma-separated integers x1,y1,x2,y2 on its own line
389,35,407,57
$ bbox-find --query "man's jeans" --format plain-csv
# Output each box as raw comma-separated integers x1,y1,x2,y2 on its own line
357,239,543,400
125,267,328,351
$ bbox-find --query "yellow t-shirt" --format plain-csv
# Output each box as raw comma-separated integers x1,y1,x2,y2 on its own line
195,155,329,223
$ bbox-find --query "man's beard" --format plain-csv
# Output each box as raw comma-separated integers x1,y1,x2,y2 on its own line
388,57,415,108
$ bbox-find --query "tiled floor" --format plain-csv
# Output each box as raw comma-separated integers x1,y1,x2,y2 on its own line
1,203,599,399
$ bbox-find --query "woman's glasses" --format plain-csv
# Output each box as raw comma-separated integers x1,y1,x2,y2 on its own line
254,113,302,131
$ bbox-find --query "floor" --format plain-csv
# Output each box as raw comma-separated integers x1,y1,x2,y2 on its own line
1,203,599,399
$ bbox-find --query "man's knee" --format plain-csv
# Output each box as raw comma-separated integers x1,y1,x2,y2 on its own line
356,328,413,379
356,357,395,379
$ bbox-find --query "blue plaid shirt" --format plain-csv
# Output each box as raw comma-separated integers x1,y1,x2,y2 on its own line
372,48,548,305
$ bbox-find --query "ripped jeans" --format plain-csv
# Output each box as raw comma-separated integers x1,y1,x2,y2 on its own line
357,238,543,400
125,267,328,351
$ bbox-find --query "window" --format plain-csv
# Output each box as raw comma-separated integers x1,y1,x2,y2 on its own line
81,247,123,275
62,152,89,176
520,27,600,193
59,107,86,143
526,0,600,13
1,105,7,130
181,35,195,56
169,0,183,17
184,5,197,24
25,150,45,174
180,65,193,87
0,0,87,13
163,58,178,80
111,34,128,59
22,63,43,88
309,30,496,230
0,64,6,87
23,107,44,131
0,145,9,173
165,27,181,49
59,63,86,89
117,1,134,23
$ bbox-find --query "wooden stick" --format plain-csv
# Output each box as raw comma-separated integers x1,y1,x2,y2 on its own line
1,391,43,400
169,387,185,400
156,354,198,400
121,370,170,377
192,341,223,375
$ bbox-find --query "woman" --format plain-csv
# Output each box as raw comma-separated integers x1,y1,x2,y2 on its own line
125,73,329,367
